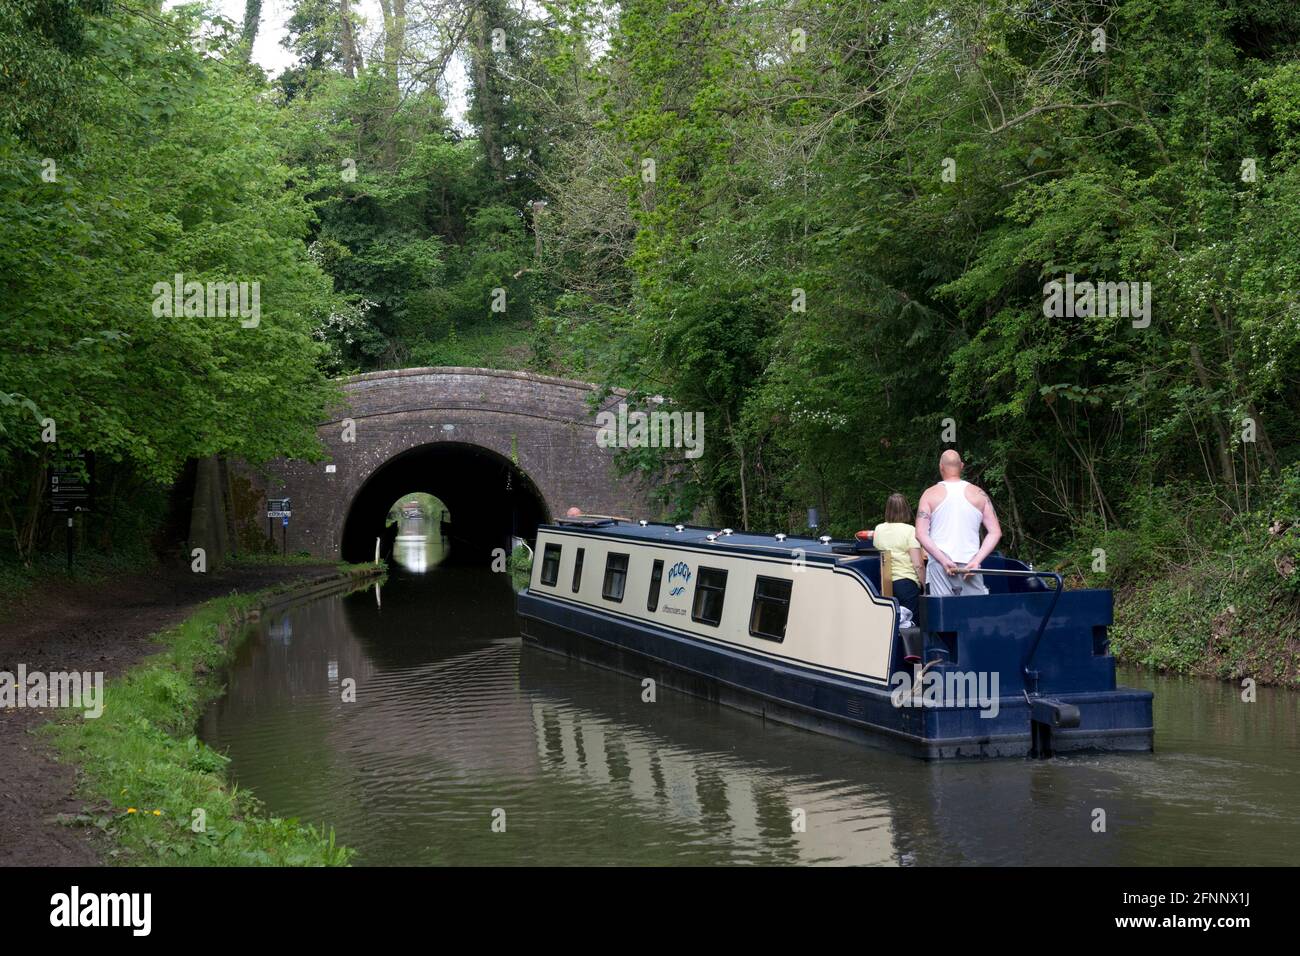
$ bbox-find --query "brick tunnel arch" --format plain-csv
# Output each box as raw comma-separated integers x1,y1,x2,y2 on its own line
340,441,549,564
236,368,659,561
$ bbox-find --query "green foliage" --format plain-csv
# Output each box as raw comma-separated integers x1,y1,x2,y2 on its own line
0,0,106,153
0,4,339,563
4,0,1300,689
509,543,533,590
273,57,547,372
1049,470,1300,684
543,0,1299,551
385,491,447,527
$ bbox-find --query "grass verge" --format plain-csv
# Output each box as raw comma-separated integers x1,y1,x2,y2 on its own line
42,563,381,865
1110,542,1300,686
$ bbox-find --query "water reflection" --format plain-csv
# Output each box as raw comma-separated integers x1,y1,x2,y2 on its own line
200,566,1300,866
392,529,447,574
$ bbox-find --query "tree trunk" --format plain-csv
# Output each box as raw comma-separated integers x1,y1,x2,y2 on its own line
1247,402,1280,475
189,456,229,571
19,456,46,562
377,0,406,93
219,456,240,558
1000,471,1024,554
1188,342,1238,500
340,0,359,78
1046,401,1115,529
471,4,506,183
239,0,262,63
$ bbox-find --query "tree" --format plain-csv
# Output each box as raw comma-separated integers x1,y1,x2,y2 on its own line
0,3,339,560
239,0,263,62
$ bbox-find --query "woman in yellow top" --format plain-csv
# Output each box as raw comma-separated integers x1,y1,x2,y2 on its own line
873,493,926,617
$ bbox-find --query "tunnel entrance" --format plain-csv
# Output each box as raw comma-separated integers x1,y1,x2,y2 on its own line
341,442,549,565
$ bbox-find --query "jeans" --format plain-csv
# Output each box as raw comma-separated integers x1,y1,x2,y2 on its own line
893,578,921,617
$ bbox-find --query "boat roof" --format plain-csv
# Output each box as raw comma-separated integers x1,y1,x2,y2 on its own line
541,517,861,561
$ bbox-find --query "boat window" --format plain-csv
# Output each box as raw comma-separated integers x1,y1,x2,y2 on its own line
692,567,728,627
539,543,562,587
602,552,629,602
647,559,664,612
749,576,793,642
572,548,585,593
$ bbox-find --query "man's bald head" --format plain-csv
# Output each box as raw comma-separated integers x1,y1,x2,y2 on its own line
939,450,963,479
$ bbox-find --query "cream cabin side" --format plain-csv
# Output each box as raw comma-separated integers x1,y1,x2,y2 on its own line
529,529,895,683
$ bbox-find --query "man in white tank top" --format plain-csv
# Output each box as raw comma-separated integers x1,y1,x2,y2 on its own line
915,450,1003,596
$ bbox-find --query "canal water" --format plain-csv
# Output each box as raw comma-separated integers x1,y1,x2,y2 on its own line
200,532,1300,866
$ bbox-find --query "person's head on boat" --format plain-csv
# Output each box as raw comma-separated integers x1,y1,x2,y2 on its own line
566,506,583,517
939,449,964,480
875,493,924,618
883,493,913,524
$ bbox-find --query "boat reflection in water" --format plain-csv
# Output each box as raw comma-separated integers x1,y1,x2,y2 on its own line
520,652,897,865
199,563,1300,866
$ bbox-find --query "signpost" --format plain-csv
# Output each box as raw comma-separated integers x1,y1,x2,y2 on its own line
51,451,93,513
267,497,291,556
50,451,93,574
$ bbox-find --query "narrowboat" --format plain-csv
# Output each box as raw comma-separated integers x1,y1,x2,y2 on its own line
515,517,1153,759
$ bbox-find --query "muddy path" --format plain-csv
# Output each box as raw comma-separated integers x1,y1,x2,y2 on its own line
0,562,339,866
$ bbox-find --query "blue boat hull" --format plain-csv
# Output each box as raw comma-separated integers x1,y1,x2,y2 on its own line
516,590,1153,759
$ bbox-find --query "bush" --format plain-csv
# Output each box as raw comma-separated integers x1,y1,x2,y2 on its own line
1099,470,1300,685
508,543,533,590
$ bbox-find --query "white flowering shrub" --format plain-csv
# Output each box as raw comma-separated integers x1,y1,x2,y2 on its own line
312,293,383,376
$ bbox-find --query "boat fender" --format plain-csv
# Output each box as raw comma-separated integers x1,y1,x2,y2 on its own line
899,624,924,663
1029,697,1081,730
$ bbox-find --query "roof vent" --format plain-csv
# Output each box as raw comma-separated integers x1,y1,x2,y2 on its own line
706,533,718,541
775,533,787,542
721,528,734,536
674,524,684,532
638,519,648,526
818,535,832,545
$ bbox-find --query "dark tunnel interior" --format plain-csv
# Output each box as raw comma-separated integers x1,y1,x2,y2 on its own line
340,442,549,565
